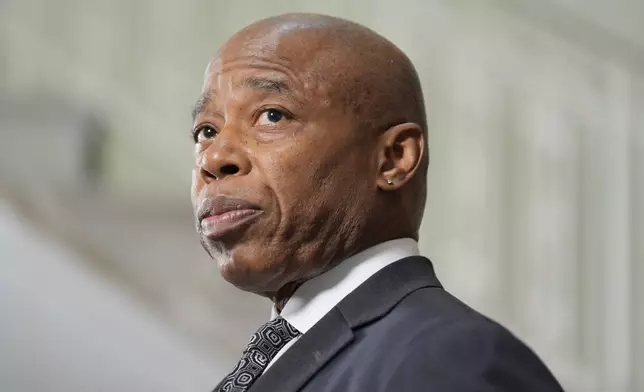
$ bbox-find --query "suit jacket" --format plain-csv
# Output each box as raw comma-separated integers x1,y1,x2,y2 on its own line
235,256,564,391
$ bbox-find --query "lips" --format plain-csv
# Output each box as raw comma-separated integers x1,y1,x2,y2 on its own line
198,196,263,239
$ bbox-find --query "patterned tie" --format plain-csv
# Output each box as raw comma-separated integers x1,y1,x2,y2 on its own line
215,316,300,392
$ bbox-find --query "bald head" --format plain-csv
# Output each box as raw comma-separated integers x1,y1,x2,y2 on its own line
191,13,428,296
219,14,427,148
226,14,425,120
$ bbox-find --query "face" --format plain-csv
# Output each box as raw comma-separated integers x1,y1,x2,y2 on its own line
190,29,378,295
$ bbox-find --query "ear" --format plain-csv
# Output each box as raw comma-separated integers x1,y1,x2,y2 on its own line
376,122,425,191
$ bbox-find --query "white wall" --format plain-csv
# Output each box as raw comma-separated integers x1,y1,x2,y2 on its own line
0,200,223,392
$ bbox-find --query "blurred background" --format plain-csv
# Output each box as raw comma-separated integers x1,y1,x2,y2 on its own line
0,0,642,391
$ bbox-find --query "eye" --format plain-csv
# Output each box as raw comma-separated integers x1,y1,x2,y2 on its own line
257,108,287,126
193,125,217,143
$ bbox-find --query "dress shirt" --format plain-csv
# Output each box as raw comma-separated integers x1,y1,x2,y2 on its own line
264,238,420,373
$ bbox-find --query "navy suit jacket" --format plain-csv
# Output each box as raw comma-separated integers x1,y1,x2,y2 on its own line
234,256,563,391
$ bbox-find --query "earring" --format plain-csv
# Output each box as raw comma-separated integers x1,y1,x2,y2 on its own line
386,179,394,185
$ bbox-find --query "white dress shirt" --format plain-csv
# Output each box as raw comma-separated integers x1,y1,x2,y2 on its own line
264,238,420,373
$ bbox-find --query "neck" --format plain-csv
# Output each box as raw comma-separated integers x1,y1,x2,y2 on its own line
268,231,417,312
271,281,303,313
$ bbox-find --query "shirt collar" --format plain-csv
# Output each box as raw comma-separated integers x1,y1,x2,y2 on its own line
271,238,420,334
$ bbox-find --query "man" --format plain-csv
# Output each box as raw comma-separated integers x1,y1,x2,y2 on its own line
191,13,563,392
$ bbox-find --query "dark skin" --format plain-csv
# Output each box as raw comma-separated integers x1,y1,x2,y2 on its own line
191,13,429,310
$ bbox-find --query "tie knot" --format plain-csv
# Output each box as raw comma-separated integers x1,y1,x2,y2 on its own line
246,316,300,354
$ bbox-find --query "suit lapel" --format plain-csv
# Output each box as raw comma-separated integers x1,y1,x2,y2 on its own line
337,256,442,328
249,256,442,392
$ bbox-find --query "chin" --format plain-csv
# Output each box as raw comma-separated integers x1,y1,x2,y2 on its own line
217,245,288,294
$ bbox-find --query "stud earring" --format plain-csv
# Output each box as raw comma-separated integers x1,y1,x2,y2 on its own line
386,179,394,185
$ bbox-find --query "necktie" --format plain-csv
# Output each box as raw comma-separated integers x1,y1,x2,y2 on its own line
215,316,300,392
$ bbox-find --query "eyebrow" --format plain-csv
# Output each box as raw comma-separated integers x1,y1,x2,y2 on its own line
239,76,302,107
191,91,213,122
240,76,291,94
191,76,298,121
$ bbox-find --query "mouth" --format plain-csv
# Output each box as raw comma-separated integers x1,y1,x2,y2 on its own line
198,196,263,240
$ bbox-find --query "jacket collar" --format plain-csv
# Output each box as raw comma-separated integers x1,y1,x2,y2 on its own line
250,256,442,392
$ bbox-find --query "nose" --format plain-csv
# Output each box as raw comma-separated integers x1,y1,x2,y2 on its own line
198,130,251,182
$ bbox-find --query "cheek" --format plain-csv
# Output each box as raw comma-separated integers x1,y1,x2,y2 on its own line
268,147,349,213
256,127,371,219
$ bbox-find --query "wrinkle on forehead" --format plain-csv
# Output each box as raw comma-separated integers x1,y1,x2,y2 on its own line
205,46,320,104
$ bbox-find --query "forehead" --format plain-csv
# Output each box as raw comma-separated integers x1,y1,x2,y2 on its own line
203,27,339,97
